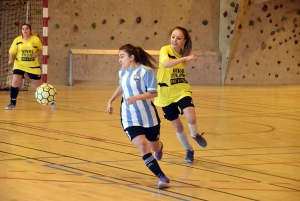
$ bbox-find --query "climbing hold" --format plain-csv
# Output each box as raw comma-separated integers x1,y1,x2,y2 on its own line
285,39,287,43
154,20,158,24
195,36,198,41
281,17,286,21
273,38,276,41
238,24,242,29
154,31,158,36
297,10,300,15
287,68,290,71
266,13,271,17
246,45,249,48
295,40,299,45
145,36,149,40
119,19,125,24
277,61,281,64
136,17,141,24
230,30,233,34
54,23,59,28
279,42,282,45
75,12,78,16
73,24,78,32
292,29,295,33
261,42,266,50
243,76,245,78
236,60,239,63
231,78,233,81
281,27,285,31
202,20,208,25
227,35,230,38
268,46,272,49
102,19,106,24
280,5,283,8
298,63,300,66
83,44,86,47
270,31,275,35
64,44,68,47
253,74,255,77
234,4,239,13
257,17,261,23
91,22,96,29
191,66,195,69
230,2,235,8
223,11,228,18
274,5,279,10
262,5,268,12
293,18,297,24
228,26,231,30
275,24,278,27
188,30,192,33
260,30,263,33
256,62,260,65
249,20,254,26
110,36,114,40
276,29,280,33
275,74,278,78
231,20,235,25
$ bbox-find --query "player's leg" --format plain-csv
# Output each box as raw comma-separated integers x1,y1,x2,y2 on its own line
180,96,207,148
162,103,194,163
145,124,163,160
5,70,24,110
126,126,170,189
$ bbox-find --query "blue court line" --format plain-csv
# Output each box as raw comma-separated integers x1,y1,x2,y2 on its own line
43,164,190,200
43,164,82,175
201,152,300,158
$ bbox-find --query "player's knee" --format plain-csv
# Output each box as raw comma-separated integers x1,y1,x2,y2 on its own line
136,141,150,154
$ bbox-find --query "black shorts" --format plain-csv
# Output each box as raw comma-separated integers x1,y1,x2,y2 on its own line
124,124,160,141
162,96,195,121
13,68,41,80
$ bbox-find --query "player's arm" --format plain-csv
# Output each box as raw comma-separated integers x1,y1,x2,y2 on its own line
107,86,122,114
162,55,197,68
8,38,18,64
33,37,43,58
8,54,15,64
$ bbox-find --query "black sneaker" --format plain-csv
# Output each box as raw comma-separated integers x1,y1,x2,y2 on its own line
185,150,194,163
5,103,16,110
192,132,207,148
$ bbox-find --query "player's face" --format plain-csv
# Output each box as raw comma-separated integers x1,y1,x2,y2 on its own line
170,29,186,53
119,50,134,69
22,25,31,37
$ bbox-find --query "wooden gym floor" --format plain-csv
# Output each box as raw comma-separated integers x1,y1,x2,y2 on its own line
0,85,300,201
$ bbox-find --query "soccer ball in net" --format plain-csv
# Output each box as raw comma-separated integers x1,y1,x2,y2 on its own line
35,83,57,105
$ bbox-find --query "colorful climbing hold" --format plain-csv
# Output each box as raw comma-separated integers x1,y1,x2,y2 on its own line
276,29,280,33
75,12,78,16
277,61,281,64
73,24,78,32
270,31,275,35
231,20,235,25
262,5,268,12
119,19,125,24
238,24,242,29
154,20,158,24
154,31,158,36
281,17,286,21
202,20,208,25
260,30,263,33
249,20,254,26
136,17,141,24
223,11,228,18
228,26,230,30
269,19,273,23
257,17,261,23
273,38,276,41
234,4,239,13
256,62,260,65
110,36,114,40
145,36,149,40
230,2,235,8
261,42,266,50
188,30,192,33
91,22,96,29
295,40,299,45
268,46,272,49
275,74,278,78
102,19,106,24
266,13,271,17
54,23,59,28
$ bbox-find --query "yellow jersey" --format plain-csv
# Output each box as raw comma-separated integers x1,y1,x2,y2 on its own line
9,35,42,75
154,45,192,107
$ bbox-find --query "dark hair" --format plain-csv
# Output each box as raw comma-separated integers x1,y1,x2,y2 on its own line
119,44,158,69
21,23,32,36
171,26,192,57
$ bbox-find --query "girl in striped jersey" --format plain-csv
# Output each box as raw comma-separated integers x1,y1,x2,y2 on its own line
107,44,170,189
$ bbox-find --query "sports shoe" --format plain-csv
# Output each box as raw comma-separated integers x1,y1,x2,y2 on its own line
50,102,56,109
192,132,207,148
5,103,16,110
185,150,194,163
158,175,170,189
154,142,163,160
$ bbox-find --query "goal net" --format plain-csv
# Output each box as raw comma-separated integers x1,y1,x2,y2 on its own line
0,0,43,91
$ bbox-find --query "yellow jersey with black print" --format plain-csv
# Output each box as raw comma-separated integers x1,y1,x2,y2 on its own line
154,45,192,107
9,35,42,75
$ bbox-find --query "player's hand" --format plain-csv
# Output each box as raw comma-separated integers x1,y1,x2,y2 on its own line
126,96,137,105
8,60,13,65
107,102,113,115
33,53,39,58
185,55,197,62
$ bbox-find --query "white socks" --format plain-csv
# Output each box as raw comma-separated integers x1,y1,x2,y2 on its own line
176,131,193,151
188,123,198,138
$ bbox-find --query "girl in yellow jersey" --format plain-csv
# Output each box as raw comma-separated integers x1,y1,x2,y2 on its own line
5,24,43,110
154,26,207,163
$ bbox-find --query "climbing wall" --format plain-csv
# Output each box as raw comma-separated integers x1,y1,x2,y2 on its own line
225,0,300,84
48,0,220,85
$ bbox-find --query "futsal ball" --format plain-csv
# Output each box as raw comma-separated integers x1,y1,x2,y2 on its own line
35,83,57,105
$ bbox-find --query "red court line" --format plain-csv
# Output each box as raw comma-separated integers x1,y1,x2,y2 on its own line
8,170,28,172
210,180,230,182
0,177,299,192
238,161,300,166
36,172,56,174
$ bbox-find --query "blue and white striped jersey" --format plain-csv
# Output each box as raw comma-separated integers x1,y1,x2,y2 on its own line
119,64,160,129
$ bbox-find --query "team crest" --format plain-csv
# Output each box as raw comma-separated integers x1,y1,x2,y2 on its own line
133,74,140,81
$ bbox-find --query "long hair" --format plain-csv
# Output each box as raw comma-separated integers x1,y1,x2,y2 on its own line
170,26,192,57
119,44,158,69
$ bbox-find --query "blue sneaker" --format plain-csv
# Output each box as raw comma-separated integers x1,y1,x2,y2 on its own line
154,142,163,160
185,150,194,163
50,102,56,109
158,175,170,189
192,132,207,148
